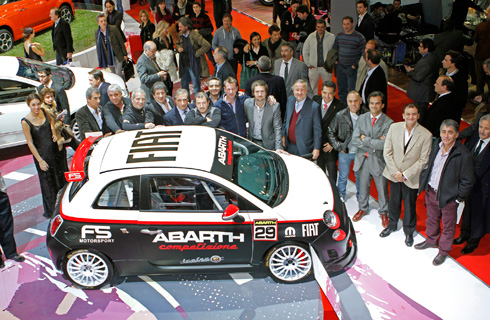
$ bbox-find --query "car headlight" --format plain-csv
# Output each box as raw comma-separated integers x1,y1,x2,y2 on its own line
323,210,340,229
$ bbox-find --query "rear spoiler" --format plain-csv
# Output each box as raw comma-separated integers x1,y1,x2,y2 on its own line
64,135,102,182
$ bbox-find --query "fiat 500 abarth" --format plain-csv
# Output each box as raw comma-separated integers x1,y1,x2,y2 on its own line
47,126,357,289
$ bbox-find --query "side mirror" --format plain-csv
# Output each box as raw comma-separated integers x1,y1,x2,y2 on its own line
222,204,245,223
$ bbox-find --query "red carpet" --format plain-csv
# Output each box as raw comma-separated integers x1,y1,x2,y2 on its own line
125,0,490,290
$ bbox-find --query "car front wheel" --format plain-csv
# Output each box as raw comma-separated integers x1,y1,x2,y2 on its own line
60,4,73,23
0,29,13,53
62,249,114,290
71,119,80,141
264,242,312,283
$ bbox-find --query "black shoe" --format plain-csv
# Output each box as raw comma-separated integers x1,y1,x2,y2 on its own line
379,228,393,238
432,253,447,266
461,244,478,255
453,236,469,245
0,259,4,269
9,255,25,263
405,234,414,247
414,241,438,250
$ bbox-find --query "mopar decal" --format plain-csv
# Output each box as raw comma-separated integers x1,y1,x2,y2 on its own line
80,225,114,243
152,231,245,243
285,227,296,238
302,223,319,237
180,256,223,264
253,219,278,241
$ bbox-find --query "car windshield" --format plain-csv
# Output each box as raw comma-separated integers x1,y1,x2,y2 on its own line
211,132,288,207
16,57,75,90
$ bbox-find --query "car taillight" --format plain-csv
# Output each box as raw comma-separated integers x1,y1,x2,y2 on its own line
323,210,340,229
50,215,63,236
332,229,346,241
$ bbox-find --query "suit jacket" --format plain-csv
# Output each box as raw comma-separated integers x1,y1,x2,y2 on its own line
163,105,195,126
313,96,346,162
95,25,127,63
37,82,70,125
282,96,322,155
184,107,221,128
355,14,375,41
433,30,465,61
244,98,282,150
214,60,235,85
407,52,440,103
420,93,460,137
136,53,164,101
99,82,110,108
245,72,287,118
273,58,313,97
75,105,107,140
382,122,432,189
351,112,394,173
103,97,131,133
355,55,388,92
359,65,388,107
145,98,175,126
52,18,73,57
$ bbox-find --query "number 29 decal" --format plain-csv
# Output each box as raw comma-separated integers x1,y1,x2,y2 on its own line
253,220,278,241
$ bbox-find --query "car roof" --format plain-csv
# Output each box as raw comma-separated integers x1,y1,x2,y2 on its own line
2,57,20,77
95,126,217,174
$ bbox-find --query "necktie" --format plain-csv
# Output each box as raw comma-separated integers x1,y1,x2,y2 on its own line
151,58,161,71
323,103,327,110
284,62,289,81
474,140,484,156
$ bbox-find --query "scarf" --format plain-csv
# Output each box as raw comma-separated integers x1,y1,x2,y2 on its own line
97,27,115,68
267,38,281,59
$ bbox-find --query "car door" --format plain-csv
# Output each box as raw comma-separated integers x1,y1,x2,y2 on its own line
18,0,50,29
137,175,255,267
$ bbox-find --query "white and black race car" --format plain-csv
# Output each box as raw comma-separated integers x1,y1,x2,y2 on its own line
47,127,357,289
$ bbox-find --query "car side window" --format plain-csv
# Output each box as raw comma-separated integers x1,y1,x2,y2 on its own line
0,80,36,104
148,176,260,212
95,177,139,210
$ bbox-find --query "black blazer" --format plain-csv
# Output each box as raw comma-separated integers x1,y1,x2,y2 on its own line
75,105,108,140
163,105,195,126
214,60,235,85
107,10,126,42
355,14,375,41
359,66,388,110
245,72,287,118
99,82,110,108
37,82,70,125
52,18,74,58
420,93,460,137
145,98,176,126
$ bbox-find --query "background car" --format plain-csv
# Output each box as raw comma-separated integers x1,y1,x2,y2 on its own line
0,0,74,53
0,56,127,149
47,127,357,289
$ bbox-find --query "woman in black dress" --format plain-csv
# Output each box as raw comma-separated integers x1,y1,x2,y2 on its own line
139,9,155,45
21,93,67,218
23,28,45,61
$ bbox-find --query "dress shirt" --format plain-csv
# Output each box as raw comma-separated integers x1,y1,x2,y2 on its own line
404,123,418,147
475,137,490,155
215,61,225,75
252,102,265,140
157,99,172,113
358,13,366,26
89,106,103,130
280,59,292,79
294,98,306,113
224,95,237,113
446,68,458,77
438,91,450,99
178,107,190,122
428,142,455,191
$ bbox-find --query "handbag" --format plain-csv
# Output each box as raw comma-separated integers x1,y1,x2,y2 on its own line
122,58,135,82
239,52,258,89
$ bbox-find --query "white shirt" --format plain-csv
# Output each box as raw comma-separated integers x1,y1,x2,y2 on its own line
88,106,103,130
321,99,333,117
475,137,490,155
157,98,172,113
404,123,418,147
358,12,367,26
362,65,379,103
178,107,190,122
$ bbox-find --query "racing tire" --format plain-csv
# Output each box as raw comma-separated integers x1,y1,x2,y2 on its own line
60,4,73,23
0,29,13,53
259,0,274,6
62,249,114,290
264,242,312,283
71,118,80,141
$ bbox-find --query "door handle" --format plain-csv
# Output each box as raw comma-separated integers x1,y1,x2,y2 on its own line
140,229,162,235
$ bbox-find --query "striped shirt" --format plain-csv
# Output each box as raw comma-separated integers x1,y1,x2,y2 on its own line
333,31,366,67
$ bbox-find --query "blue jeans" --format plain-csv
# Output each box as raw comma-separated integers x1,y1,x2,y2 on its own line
337,152,359,200
336,64,357,104
116,0,123,12
166,0,174,14
181,67,201,94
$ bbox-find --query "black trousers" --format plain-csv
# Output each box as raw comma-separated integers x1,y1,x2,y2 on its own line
457,196,481,246
317,151,338,187
387,181,418,235
0,191,18,259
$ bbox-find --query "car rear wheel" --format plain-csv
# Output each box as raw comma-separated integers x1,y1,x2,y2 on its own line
0,29,13,53
60,4,73,23
264,242,312,283
71,119,80,141
259,0,274,6
62,249,114,289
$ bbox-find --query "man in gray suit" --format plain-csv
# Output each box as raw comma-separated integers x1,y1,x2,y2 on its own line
244,80,283,150
274,42,313,97
351,91,394,228
136,41,169,101
282,79,322,158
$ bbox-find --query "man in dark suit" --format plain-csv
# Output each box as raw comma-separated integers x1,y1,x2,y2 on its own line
351,91,394,228
433,21,465,62
312,81,346,183
420,76,459,137
214,77,249,137
282,79,322,158
442,50,468,115
95,13,128,79
244,80,283,150
360,49,387,111
274,42,312,97
245,56,287,118
50,7,73,66
37,67,70,125
88,69,110,108
104,0,126,43
75,87,108,140
405,38,440,119
416,119,474,266
103,84,131,134
213,46,235,86
146,82,175,126
355,0,375,41
453,114,490,254
163,89,194,126
136,41,169,102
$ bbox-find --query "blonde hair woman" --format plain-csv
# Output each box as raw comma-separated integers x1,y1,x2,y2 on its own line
153,21,179,85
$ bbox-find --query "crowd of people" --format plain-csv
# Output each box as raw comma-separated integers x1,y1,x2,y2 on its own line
1,0,490,268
